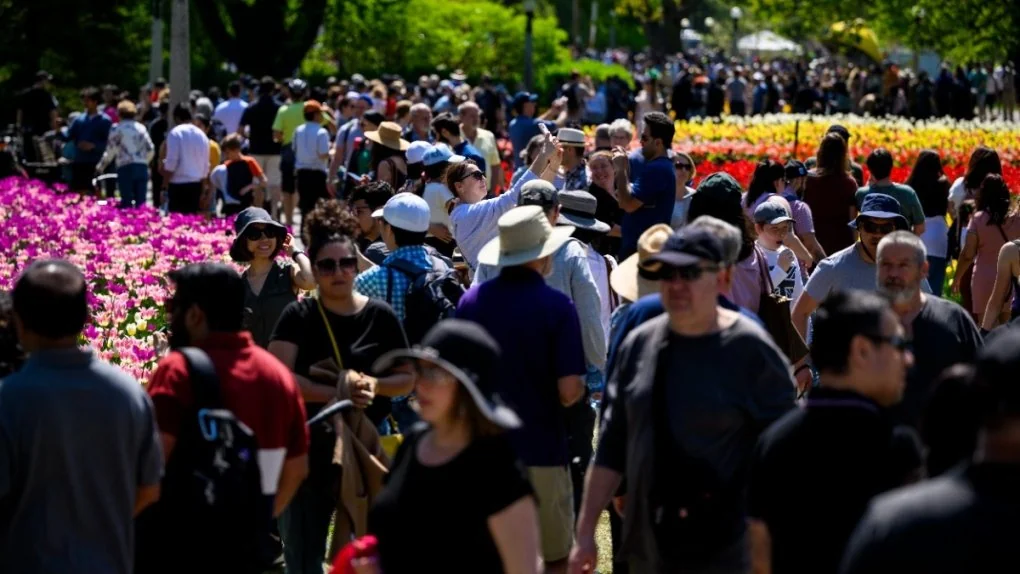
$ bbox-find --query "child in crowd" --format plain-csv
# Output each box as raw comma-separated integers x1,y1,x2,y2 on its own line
754,201,804,305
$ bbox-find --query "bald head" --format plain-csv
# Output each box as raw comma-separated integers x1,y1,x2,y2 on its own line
12,260,88,341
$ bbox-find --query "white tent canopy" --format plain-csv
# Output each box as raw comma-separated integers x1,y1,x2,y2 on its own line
737,30,802,54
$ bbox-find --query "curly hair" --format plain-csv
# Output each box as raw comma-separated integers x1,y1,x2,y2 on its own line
0,290,25,378
976,174,1013,226
301,199,360,260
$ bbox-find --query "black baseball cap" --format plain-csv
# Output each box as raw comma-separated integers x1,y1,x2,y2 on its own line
642,228,725,269
827,124,852,141
784,159,807,180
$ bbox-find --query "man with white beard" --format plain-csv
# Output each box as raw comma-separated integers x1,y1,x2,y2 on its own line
876,231,982,428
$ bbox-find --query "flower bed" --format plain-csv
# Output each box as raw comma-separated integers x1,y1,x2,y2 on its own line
0,177,234,383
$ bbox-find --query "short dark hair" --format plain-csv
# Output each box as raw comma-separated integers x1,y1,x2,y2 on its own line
643,112,675,148
221,133,243,151
81,86,101,103
228,81,242,97
173,103,193,123
431,113,459,138
866,148,894,180
12,260,88,339
811,290,890,374
349,181,394,210
388,223,427,247
168,263,245,332
259,76,276,95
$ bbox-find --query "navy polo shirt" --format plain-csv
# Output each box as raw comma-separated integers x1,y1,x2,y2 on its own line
619,155,676,260
457,266,586,466
453,140,487,175
68,112,112,164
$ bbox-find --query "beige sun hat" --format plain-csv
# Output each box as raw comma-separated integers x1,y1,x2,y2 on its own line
610,223,673,302
477,205,575,267
364,121,410,151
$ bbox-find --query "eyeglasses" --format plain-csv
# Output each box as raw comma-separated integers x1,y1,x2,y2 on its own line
243,225,284,242
659,264,721,282
314,257,359,275
864,334,911,353
675,162,692,170
458,171,486,183
858,219,898,235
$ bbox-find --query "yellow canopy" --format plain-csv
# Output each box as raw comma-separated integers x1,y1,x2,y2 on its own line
828,20,883,62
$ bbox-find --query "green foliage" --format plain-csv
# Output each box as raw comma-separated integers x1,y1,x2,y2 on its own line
318,0,571,87
535,59,634,97
750,0,1020,64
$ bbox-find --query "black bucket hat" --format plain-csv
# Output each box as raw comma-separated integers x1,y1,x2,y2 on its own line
230,207,288,262
373,319,521,429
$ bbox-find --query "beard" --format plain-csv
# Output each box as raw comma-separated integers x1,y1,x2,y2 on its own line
879,280,916,305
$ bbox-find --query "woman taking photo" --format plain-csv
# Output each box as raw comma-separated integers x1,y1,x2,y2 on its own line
905,150,951,295
588,150,624,255
365,122,409,189
951,174,1020,326
803,132,859,255
229,207,316,348
268,200,412,574
672,151,697,229
367,319,539,574
448,133,558,270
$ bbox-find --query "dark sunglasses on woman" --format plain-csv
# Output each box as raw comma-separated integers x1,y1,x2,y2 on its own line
314,257,359,275
243,225,285,242
458,170,486,183
675,161,692,170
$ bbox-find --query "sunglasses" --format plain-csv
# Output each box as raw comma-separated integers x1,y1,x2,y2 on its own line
864,334,911,353
243,225,284,241
458,170,486,183
314,257,359,275
659,264,721,282
675,162,692,170
858,219,898,235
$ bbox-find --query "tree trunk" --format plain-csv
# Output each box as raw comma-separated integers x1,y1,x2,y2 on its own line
169,0,190,127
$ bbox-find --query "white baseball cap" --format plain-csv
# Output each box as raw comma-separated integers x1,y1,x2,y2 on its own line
406,141,433,165
372,192,431,233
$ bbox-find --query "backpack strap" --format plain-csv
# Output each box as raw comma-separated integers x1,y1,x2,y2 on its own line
178,347,223,410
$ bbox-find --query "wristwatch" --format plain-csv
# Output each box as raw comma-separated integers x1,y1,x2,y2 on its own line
291,250,307,262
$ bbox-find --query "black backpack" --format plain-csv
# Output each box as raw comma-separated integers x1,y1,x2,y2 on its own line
135,347,269,574
386,255,465,344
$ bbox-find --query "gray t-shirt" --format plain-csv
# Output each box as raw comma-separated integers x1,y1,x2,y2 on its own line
805,244,931,302
0,348,163,574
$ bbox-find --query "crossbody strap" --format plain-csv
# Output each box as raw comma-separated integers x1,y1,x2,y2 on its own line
316,298,344,370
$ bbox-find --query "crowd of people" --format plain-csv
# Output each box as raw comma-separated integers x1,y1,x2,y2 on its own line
2,63,1020,574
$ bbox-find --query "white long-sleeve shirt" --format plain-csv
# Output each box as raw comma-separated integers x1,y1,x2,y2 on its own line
163,123,210,184
450,170,537,269
213,98,248,135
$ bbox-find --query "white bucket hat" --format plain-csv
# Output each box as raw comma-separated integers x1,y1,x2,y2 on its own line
477,205,574,267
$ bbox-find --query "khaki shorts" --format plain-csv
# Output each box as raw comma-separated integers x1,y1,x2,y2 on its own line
251,154,282,187
527,465,575,562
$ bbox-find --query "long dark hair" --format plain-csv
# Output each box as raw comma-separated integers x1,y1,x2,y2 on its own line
815,132,849,177
906,150,950,218
452,383,502,438
964,146,1002,191
745,159,784,208
976,174,1013,226
302,199,360,260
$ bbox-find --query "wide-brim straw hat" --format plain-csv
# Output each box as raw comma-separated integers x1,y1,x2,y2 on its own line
477,205,575,267
610,223,673,302
364,121,410,151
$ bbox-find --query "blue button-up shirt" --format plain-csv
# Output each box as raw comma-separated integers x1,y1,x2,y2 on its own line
354,245,433,321
68,111,112,164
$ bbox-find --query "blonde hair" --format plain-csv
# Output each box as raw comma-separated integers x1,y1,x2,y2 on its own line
117,100,137,119
675,151,696,180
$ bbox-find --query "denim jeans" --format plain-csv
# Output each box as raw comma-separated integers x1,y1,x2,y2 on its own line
927,255,947,297
117,163,149,208
278,474,335,574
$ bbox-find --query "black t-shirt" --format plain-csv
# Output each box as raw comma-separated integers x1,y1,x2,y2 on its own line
589,183,623,256
897,297,982,427
148,117,168,158
18,87,57,134
270,297,408,424
841,463,1020,574
369,426,533,573
748,387,922,574
240,96,282,155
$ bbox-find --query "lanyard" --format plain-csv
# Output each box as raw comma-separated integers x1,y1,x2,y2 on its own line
316,298,344,370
